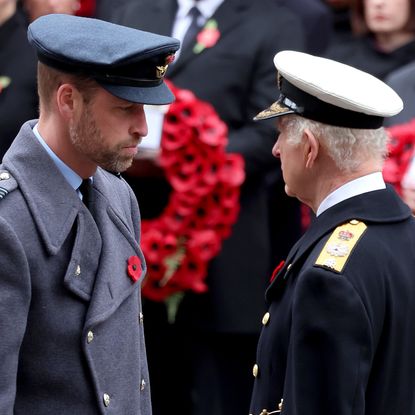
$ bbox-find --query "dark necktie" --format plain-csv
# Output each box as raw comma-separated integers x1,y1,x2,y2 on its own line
79,178,92,210
181,6,202,51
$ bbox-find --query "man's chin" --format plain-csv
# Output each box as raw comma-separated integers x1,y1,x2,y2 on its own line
284,184,296,198
100,157,134,174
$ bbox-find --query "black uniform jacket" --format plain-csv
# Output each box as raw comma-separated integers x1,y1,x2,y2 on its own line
250,186,415,415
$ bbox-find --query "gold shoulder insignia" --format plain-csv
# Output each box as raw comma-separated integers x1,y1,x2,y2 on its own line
314,219,367,273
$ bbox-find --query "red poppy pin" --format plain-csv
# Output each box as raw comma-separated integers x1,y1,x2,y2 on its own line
270,260,285,283
127,255,142,283
166,54,175,65
193,19,220,54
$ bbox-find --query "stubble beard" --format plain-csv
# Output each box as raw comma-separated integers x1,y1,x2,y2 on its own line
69,105,135,173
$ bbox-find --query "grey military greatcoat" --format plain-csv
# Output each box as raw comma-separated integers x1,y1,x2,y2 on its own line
0,120,150,415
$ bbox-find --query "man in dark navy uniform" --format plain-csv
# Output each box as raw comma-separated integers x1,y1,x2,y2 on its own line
249,51,415,415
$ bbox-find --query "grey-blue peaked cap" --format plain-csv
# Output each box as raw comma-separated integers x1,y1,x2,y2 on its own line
28,14,180,105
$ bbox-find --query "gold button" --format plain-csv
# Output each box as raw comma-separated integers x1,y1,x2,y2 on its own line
278,399,284,411
87,331,94,344
350,219,359,225
139,312,144,324
0,172,10,180
140,378,146,391
75,265,81,276
103,393,110,407
260,410,268,415
262,312,270,326
253,363,259,377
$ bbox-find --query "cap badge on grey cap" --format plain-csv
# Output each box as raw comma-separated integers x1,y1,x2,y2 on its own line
27,14,181,105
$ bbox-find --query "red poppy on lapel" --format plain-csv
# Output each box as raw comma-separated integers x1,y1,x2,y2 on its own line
127,256,142,283
270,260,285,283
193,19,220,54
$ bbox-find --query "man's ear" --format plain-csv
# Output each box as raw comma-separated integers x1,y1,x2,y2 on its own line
303,128,319,169
56,83,82,120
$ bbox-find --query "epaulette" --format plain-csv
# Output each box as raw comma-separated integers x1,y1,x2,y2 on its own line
0,170,18,200
314,219,367,273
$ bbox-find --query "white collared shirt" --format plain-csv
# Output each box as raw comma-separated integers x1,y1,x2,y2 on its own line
317,172,386,217
172,0,224,56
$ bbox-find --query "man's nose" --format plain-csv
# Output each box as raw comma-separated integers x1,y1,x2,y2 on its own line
130,106,148,137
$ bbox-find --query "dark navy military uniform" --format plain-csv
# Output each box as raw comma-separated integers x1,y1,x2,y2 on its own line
250,186,415,415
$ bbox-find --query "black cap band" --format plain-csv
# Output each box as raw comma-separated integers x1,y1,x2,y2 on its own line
281,77,384,129
37,53,166,87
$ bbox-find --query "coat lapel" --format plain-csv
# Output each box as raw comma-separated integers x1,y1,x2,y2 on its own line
3,121,82,255
83,170,146,326
3,121,103,301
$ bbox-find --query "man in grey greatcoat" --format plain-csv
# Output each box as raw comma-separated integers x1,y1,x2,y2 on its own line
0,14,179,414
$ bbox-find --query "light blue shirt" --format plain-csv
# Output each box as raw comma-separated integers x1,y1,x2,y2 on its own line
33,123,83,198
317,172,386,216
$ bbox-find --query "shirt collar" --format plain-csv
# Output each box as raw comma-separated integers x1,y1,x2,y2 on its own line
176,0,224,20
317,172,386,216
33,123,83,192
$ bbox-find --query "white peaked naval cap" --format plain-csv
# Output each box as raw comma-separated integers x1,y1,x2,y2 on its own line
254,50,403,129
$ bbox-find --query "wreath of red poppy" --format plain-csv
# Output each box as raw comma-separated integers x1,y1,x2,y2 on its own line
140,81,245,302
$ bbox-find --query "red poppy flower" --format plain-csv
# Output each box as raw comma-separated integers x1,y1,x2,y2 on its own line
195,25,220,52
270,260,285,283
162,124,193,151
219,155,246,186
142,276,177,302
173,256,208,293
166,54,175,65
197,104,227,147
187,230,221,261
127,255,142,283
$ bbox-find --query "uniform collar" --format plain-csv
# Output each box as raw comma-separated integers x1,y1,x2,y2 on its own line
33,123,83,192
317,172,386,217
3,120,87,255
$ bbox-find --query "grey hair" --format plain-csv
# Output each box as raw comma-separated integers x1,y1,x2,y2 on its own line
282,115,388,172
